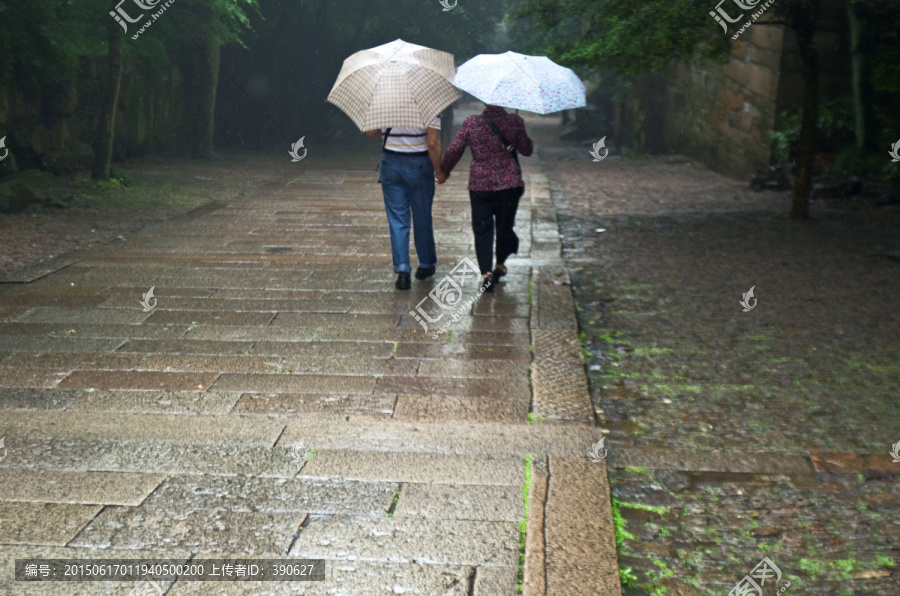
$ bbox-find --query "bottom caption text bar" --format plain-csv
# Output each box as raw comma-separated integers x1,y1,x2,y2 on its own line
16,559,327,581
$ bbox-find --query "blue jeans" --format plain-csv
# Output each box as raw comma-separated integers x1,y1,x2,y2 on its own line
379,152,437,273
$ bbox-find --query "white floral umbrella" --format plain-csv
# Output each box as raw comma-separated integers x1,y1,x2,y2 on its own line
453,52,586,114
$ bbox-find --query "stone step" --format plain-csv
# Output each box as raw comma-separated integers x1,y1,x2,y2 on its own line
394,483,523,522
0,469,164,506
0,411,285,446
0,501,102,546
289,516,519,568
299,450,524,486
0,414,604,467
279,418,603,458
0,437,302,477
69,506,306,556
141,475,398,516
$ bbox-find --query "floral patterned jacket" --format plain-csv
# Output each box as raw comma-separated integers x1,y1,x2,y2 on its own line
441,106,534,192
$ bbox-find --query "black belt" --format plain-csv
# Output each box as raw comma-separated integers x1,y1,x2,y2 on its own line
383,149,429,157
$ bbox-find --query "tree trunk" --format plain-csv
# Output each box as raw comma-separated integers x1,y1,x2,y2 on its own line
790,1,819,219
632,97,646,155
613,101,623,148
643,73,666,154
845,0,876,152
92,18,123,180
194,32,221,158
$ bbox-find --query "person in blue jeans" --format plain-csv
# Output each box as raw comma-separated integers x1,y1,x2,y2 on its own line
366,117,448,289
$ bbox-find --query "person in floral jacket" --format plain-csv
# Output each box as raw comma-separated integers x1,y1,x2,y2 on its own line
441,104,533,291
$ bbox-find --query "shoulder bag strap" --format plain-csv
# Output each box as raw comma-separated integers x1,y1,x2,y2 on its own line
481,115,519,168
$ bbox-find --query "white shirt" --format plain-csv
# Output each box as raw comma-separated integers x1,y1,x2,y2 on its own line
382,117,441,153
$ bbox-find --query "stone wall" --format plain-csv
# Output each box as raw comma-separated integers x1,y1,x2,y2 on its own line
661,0,851,181
662,22,786,179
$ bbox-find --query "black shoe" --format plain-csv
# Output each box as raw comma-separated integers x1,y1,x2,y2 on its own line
415,266,436,280
492,264,507,282
395,272,411,290
481,273,494,293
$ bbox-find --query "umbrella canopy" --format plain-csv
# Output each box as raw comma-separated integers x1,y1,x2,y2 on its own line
327,39,463,131
453,52,586,114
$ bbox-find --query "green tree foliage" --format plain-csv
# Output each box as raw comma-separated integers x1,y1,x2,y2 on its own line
857,0,900,94
0,0,258,86
0,0,260,174
2,0,501,167
511,0,899,218
145,0,259,47
509,0,731,76
0,0,105,87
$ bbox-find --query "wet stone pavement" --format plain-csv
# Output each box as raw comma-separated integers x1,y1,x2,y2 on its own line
541,143,900,594
0,130,620,595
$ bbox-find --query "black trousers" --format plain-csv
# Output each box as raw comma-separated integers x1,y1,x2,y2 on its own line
469,186,524,275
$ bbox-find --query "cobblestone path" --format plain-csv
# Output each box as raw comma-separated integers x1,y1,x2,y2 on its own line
541,142,900,595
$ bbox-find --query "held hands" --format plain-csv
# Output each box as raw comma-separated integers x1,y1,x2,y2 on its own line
435,170,449,185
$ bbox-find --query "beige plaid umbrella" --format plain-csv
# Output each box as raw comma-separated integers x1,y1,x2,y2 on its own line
327,39,463,131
